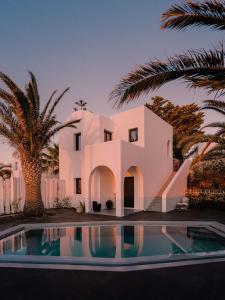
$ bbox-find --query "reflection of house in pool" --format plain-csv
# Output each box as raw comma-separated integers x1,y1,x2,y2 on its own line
1,225,225,258
59,106,179,216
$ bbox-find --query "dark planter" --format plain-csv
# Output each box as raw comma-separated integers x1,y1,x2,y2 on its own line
92,201,101,212
106,200,113,209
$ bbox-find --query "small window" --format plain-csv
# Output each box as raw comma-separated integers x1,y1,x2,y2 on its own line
74,178,81,194
104,130,112,142
14,162,18,171
129,128,138,142
74,133,81,151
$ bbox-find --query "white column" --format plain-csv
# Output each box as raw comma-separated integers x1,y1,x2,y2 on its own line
116,175,124,217
83,177,91,212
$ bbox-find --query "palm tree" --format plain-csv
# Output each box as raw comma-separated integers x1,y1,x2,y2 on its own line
110,0,225,106
180,99,225,175
161,0,225,32
0,72,79,216
110,45,225,106
41,143,59,177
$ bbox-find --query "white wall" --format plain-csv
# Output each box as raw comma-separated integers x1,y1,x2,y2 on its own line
111,106,145,147
59,106,174,215
162,159,192,212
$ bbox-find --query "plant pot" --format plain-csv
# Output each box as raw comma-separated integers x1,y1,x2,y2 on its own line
106,201,113,209
93,202,101,212
76,206,83,214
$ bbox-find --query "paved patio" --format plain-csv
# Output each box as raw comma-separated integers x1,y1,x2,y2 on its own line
1,208,225,300
90,208,142,216
1,208,225,231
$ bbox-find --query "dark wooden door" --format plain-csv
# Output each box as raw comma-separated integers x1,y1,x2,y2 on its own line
124,177,134,208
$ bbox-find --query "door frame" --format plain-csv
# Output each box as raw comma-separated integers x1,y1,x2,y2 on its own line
124,176,135,208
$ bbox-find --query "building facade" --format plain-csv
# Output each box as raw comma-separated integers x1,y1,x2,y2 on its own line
59,106,173,216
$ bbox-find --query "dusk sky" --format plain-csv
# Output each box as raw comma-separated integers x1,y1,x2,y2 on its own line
0,0,223,162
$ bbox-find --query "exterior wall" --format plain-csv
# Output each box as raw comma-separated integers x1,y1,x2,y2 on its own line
59,106,174,215
144,107,173,207
59,110,115,207
162,159,192,212
111,106,145,147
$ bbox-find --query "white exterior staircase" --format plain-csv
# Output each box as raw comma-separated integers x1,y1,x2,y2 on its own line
148,172,176,212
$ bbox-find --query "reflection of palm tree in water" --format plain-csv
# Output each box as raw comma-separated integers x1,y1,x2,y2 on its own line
25,228,64,256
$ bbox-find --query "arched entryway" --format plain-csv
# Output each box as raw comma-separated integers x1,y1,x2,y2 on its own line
89,166,116,210
123,166,144,210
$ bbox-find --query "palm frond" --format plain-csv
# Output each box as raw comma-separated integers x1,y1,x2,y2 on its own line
46,88,70,119
110,46,225,106
202,99,225,115
161,0,225,31
40,90,57,120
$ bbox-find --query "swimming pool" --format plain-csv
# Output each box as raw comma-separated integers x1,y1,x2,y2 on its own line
1,221,225,270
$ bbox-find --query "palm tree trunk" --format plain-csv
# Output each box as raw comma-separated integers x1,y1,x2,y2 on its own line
22,157,44,217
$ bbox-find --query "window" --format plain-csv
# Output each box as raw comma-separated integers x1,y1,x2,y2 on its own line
104,130,112,142
74,178,81,194
129,128,138,142
14,162,18,171
74,133,81,151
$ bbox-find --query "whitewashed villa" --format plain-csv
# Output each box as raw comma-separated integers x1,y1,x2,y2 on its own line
0,106,191,216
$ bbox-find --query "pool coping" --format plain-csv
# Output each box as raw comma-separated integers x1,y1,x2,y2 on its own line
1,220,225,272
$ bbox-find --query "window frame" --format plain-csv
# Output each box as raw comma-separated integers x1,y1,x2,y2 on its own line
129,128,138,142
75,178,82,194
104,130,112,142
74,132,81,151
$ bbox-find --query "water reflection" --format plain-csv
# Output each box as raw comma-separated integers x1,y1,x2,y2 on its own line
1,225,225,258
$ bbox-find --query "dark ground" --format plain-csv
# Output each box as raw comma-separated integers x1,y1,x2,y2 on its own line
1,208,225,300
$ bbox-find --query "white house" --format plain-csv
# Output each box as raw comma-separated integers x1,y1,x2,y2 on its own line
59,106,175,216
0,105,191,216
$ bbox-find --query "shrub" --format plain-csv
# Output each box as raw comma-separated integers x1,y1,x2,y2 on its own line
188,196,225,210
61,197,71,208
53,197,63,208
53,197,71,209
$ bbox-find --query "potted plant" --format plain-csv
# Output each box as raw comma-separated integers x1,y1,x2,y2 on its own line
76,201,85,213
92,201,101,212
106,199,113,209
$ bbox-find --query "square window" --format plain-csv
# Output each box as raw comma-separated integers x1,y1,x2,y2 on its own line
74,133,81,151
74,178,81,194
129,128,138,142
104,130,112,142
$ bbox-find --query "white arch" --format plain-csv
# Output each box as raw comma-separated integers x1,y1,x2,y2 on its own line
88,165,116,210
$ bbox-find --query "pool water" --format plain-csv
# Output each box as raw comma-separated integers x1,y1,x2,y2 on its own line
1,224,225,260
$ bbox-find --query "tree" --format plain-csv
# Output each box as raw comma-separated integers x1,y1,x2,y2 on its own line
110,0,225,105
41,143,59,177
145,96,205,161
178,98,225,187
0,72,79,216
